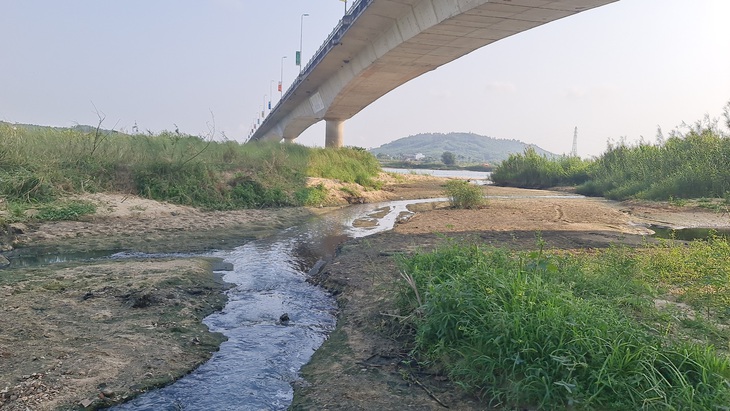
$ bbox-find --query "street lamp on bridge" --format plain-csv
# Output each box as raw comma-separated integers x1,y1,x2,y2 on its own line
298,13,310,73
280,55,287,99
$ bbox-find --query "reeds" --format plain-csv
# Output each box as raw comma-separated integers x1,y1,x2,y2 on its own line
491,105,730,201
442,179,485,209
490,148,590,189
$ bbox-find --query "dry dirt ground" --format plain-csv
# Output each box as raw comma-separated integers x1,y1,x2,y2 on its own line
291,185,730,410
1,173,728,410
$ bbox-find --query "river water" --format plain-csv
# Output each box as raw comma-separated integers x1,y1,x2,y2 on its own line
382,167,491,183
111,199,426,411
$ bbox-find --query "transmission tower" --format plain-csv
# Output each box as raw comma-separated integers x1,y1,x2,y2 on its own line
570,126,578,157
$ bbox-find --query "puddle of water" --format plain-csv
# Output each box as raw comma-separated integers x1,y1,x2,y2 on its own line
5,249,126,269
650,226,730,241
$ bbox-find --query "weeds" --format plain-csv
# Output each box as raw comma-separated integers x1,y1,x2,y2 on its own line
442,180,484,209
491,148,590,189
491,101,730,201
0,122,382,219
397,241,730,409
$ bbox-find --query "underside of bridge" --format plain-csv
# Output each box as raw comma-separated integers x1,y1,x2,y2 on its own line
249,0,618,147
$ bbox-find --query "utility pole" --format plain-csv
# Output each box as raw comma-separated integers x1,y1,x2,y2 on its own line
571,126,578,157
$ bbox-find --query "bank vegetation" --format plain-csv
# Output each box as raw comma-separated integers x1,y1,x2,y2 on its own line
491,102,730,202
398,238,730,409
0,123,381,226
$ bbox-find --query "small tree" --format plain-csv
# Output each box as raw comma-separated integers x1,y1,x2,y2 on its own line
441,151,455,165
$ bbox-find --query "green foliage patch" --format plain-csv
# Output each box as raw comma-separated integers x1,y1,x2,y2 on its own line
442,180,485,209
0,122,382,220
491,103,730,201
577,122,730,200
397,240,730,410
490,148,591,189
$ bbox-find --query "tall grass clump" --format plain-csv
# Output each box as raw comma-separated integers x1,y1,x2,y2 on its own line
397,242,730,409
442,180,484,209
306,146,382,189
492,101,730,200
578,119,730,200
0,122,382,219
491,148,591,188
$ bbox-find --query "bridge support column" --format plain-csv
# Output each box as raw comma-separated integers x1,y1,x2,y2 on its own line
325,120,344,148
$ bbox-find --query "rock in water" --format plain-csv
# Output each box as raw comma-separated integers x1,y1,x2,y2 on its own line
0,255,10,268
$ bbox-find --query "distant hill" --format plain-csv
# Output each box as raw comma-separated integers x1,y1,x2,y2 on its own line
369,132,555,164
0,121,120,135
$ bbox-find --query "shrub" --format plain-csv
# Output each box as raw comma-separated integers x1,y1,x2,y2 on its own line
491,148,590,188
294,183,329,206
443,180,484,209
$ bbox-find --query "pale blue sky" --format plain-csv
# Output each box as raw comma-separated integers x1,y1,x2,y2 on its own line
1,0,728,157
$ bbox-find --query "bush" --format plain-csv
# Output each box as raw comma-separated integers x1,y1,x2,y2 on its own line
491,148,590,188
443,180,484,209
294,184,329,207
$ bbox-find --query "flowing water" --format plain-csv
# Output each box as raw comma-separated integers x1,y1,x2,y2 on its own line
110,199,424,411
382,167,491,183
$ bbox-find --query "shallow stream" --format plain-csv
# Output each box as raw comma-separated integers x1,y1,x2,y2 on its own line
110,199,423,410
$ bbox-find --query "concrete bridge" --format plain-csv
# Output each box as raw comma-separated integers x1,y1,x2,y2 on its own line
248,0,618,147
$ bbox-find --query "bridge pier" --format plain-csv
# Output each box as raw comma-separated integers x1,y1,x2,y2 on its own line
325,119,344,148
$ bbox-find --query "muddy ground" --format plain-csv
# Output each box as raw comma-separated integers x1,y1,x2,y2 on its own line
1,174,728,410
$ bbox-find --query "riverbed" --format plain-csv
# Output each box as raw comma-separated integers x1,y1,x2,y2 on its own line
2,180,728,410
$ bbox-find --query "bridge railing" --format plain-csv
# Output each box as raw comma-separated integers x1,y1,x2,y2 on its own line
254,0,374,140
300,0,373,76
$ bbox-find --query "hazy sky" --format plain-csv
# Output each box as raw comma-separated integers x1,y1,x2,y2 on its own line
2,0,728,157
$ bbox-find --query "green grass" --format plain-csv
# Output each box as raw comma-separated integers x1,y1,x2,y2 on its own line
0,123,381,221
306,146,382,189
491,104,730,201
397,240,730,410
490,148,590,189
577,122,730,200
442,180,485,209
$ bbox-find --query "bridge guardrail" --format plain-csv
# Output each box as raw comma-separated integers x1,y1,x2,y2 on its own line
251,0,374,141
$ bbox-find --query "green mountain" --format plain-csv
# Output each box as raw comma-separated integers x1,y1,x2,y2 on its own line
369,132,555,164
0,121,120,136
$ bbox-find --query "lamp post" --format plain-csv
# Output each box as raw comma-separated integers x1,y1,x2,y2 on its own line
280,55,287,99
262,94,267,118
269,80,274,109
299,13,309,73
343,0,348,15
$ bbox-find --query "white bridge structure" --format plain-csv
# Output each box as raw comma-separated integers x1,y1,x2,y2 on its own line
248,0,618,147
